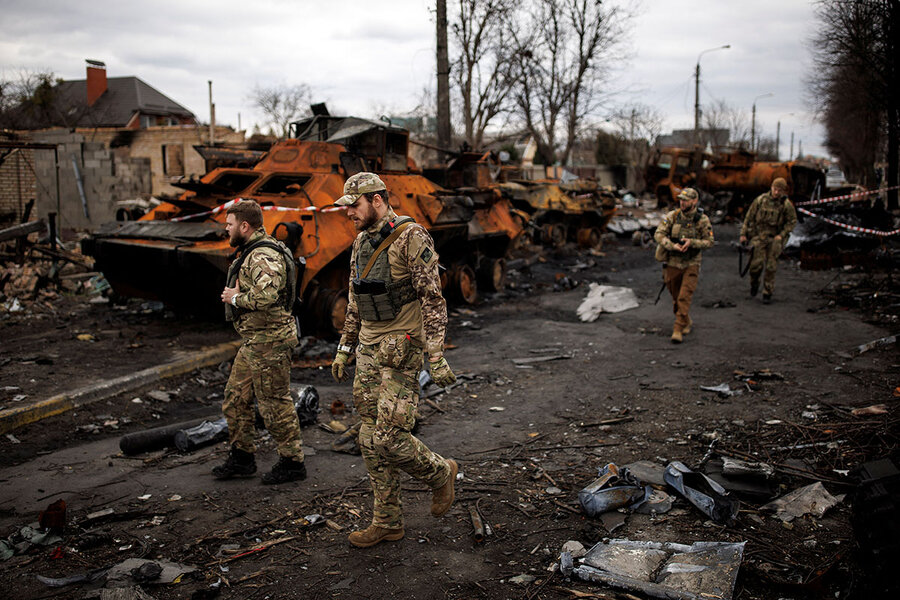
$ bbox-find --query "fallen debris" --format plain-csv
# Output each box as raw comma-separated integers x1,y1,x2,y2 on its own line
569,539,745,600
856,334,897,354
577,284,639,322
664,461,739,524
760,482,843,522
579,463,648,516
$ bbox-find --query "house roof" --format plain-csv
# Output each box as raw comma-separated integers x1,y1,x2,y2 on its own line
10,76,196,129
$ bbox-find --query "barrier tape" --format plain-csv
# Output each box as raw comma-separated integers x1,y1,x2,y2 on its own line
795,185,899,206
169,197,346,221
797,206,900,237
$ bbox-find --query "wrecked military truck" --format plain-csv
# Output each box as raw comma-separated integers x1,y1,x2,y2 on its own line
82,114,524,334
647,146,825,214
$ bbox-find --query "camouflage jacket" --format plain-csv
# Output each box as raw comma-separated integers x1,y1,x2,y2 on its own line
653,208,715,268
341,208,448,355
741,192,797,240
228,228,298,345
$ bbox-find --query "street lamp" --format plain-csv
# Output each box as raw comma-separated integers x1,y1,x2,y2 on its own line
775,113,794,161
751,92,773,153
693,44,731,146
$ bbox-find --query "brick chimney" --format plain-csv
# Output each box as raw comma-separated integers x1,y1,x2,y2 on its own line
86,59,107,106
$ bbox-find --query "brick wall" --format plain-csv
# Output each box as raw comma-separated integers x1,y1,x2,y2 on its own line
0,148,38,227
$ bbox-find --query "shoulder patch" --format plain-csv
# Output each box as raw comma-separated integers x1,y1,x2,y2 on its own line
419,247,434,264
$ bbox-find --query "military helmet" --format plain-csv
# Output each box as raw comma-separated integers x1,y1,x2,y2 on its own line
772,177,788,191
677,188,699,201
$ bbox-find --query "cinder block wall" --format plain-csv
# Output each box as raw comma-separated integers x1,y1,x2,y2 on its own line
31,130,151,230
0,148,37,227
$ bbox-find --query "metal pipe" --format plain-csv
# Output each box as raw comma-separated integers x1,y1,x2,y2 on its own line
468,504,485,543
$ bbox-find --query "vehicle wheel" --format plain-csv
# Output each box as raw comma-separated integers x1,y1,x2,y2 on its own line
576,227,602,249
477,257,507,292
448,264,478,304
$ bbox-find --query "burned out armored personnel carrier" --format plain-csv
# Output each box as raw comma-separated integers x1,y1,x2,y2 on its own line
82,114,524,334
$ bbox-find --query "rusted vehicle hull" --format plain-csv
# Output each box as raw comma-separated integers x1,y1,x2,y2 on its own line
647,147,825,212
83,117,524,333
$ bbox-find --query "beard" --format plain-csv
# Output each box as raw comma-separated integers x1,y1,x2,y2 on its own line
229,230,248,247
352,205,378,231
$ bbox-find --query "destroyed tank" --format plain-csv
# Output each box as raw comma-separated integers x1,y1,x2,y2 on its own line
82,114,524,334
647,146,825,212
497,178,617,249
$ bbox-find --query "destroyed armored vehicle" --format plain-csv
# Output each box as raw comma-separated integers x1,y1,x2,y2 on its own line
647,146,825,213
83,114,524,333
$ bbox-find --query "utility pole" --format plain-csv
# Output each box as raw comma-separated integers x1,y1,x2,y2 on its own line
694,45,730,146
436,0,451,152
750,92,773,153
208,80,215,146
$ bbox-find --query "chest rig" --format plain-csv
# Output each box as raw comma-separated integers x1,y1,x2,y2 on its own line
655,209,704,263
353,217,417,321
758,195,786,230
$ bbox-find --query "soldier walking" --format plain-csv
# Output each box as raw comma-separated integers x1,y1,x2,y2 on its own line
330,172,458,548
214,199,307,484
654,188,715,343
740,177,797,303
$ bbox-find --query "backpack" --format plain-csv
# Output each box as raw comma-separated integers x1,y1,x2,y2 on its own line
226,239,304,316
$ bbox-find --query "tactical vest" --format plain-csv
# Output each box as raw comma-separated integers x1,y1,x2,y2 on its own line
655,208,704,263
353,217,417,321
757,195,787,232
224,237,298,322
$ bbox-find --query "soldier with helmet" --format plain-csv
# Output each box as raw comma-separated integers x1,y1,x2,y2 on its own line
330,172,458,548
654,188,715,343
740,177,798,303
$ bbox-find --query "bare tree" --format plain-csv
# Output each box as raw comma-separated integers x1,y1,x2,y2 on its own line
702,99,751,150
250,83,313,140
511,0,629,166
808,0,899,208
0,69,81,129
609,103,663,161
450,0,519,149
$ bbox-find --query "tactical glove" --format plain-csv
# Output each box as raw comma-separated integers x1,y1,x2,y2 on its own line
331,351,350,383
430,356,456,388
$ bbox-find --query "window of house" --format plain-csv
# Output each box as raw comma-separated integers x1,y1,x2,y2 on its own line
162,144,185,176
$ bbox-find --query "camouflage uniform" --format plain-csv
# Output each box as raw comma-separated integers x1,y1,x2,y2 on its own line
741,192,797,296
223,228,303,461
654,207,715,332
341,207,452,530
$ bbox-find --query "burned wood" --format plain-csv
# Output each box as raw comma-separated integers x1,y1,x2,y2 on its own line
0,220,44,243
576,416,634,427
205,536,297,566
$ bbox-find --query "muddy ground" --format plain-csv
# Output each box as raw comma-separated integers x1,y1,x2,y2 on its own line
1,223,897,600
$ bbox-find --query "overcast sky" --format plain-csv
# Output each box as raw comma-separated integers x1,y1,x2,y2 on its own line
0,0,827,159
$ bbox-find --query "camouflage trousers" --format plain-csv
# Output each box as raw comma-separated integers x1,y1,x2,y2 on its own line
354,333,451,530
664,264,700,331
749,237,783,295
223,340,304,461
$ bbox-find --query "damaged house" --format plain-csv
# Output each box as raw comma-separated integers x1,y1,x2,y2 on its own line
0,60,243,229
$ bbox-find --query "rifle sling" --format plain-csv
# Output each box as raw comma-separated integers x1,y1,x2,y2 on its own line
360,221,414,279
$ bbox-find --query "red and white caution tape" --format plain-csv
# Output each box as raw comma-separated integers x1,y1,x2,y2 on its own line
795,185,899,206
797,206,900,237
169,197,346,221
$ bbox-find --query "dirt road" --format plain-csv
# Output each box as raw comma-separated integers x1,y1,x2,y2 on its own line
1,223,896,599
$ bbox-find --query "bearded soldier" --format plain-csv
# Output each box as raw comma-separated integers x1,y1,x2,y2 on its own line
654,188,715,343
740,177,797,303
330,173,458,548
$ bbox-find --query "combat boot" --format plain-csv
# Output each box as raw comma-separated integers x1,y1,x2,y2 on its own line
671,327,683,344
682,317,693,335
261,456,307,485
212,444,256,480
750,279,759,297
762,293,772,304
348,525,405,548
431,459,458,517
